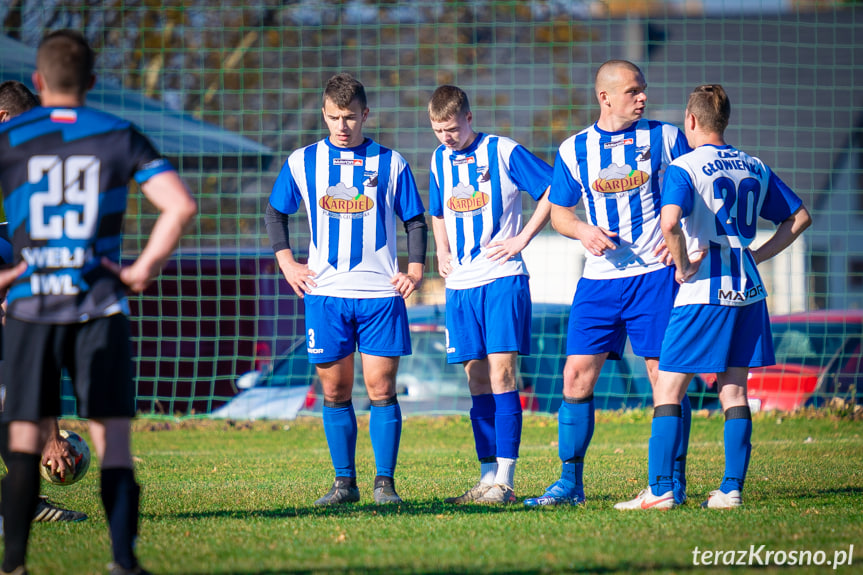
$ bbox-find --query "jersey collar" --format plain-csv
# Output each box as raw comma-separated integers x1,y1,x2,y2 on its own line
323,137,373,153
451,132,486,156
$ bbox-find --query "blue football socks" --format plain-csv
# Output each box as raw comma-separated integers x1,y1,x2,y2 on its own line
470,393,497,461
675,393,692,494
322,400,358,478
649,404,682,497
720,405,752,493
493,390,523,460
369,396,402,478
559,395,595,490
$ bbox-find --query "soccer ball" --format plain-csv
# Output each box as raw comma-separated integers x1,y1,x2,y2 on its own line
39,429,91,486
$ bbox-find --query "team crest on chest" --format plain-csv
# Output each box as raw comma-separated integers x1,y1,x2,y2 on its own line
635,146,651,162
363,171,379,187
447,182,489,215
320,182,374,218
592,163,649,194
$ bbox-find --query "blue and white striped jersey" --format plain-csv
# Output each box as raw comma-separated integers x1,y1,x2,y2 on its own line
550,120,690,279
269,137,424,298
0,106,174,324
429,133,552,289
662,144,803,307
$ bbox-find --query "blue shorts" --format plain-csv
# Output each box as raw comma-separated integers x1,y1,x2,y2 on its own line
566,266,676,359
303,295,411,364
659,300,775,373
445,275,531,364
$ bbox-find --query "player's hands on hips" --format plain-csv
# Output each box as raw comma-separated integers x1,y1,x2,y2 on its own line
675,249,707,284
42,434,76,481
0,260,27,298
582,225,618,256
437,252,454,278
280,260,317,298
392,270,422,299
101,257,160,293
653,240,675,266
486,234,529,264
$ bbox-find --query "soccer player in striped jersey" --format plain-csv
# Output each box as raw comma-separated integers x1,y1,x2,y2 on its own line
615,84,810,510
428,85,552,504
524,60,693,508
267,73,427,506
0,80,88,530
0,30,197,575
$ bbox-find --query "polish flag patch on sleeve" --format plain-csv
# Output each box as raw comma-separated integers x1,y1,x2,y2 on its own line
50,109,78,123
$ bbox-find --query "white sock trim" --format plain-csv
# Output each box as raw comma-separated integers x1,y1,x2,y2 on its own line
480,460,498,485
495,457,517,488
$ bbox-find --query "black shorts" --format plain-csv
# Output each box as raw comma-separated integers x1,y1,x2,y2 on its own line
2,315,135,421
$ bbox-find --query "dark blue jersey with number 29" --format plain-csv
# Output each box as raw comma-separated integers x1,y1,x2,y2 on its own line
0,106,174,324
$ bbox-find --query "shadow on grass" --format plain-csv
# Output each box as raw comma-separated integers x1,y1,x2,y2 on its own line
153,499,549,521
766,485,863,500
145,485,863,522
169,561,727,575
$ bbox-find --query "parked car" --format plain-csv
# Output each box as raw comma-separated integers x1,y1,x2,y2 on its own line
214,303,718,419
127,249,304,414
741,310,863,411
214,306,473,418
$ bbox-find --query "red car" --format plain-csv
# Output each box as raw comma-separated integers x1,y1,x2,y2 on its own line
704,310,863,411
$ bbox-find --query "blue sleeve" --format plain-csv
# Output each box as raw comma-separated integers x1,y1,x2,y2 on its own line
394,162,425,222
661,165,695,218
133,159,175,184
760,170,803,224
429,155,444,217
130,129,175,184
508,145,553,201
268,158,302,215
669,127,692,161
548,151,582,208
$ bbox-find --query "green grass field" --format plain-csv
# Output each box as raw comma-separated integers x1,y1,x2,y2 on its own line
22,409,863,574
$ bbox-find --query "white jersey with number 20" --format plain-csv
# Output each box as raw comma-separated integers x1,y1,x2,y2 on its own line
662,144,803,307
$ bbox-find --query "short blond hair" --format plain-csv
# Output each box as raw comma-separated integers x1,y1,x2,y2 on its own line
428,85,470,123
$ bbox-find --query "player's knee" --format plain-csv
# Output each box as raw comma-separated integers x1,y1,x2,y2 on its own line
718,386,748,410
563,366,598,397
364,377,397,401
467,378,493,395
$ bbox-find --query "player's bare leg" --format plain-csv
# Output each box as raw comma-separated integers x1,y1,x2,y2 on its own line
314,356,361,505
703,367,751,509
89,418,133,468
360,354,403,504
318,355,356,404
